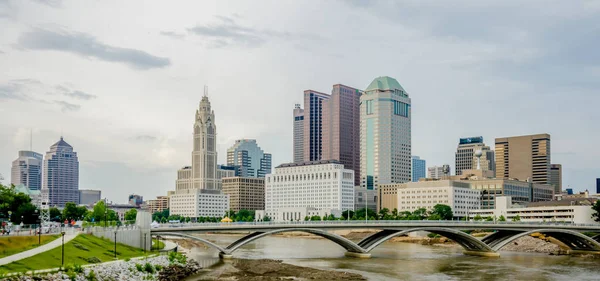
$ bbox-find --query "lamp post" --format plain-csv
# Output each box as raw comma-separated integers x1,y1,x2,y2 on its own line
144,233,147,253
114,231,117,259
35,209,40,244
104,209,108,228
61,231,65,267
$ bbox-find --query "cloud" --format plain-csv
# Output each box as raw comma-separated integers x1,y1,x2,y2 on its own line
186,16,310,48
58,87,97,100
18,28,171,70
134,135,157,142
0,79,42,100
54,100,80,112
159,31,185,39
30,0,62,8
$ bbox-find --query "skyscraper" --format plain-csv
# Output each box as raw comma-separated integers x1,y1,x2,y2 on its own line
171,93,230,218
411,156,426,182
455,136,495,176
293,104,304,163
549,164,562,194
495,134,551,184
596,178,600,194
360,76,411,189
42,137,79,207
427,166,445,179
322,84,361,186
11,151,43,191
227,139,272,178
303,90,330,162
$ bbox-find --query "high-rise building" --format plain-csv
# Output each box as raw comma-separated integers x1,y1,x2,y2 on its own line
549,164,562,194
427,166,444,179
596,178,600,194
322,84,361,186
495,134,551,184
455,136,495,176
303,90,330,162
222,177,265,212
360,76,411,189
411,156,426,182
293,104,304,163
79,189,101,205
171,93,230,218
226,139,271,178
264,160,354,221
147,196,169,214
128,194,143,206
11,151,43,191
42,137,79,207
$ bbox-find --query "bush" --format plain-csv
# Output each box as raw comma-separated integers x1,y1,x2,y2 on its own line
73,264,83,273
144,263,155,274
427,233,441,238
86,270,97,281
63,264,74,272
73,243,90,251
85,257,102,264
168,251,187,264
135,263,144,272
155,265,163,271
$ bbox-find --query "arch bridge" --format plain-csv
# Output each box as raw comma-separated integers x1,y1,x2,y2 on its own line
150,221,600,259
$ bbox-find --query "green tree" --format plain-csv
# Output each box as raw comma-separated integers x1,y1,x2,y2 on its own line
498,215,506,222
124,208,137,221
485,216,494,222
378,208,390,220
49,207,62,222
0,183,39,224
62,202,79,221
410,208,428,220
428,214,442,220
592,200,600,223
341,210,354,220
391,208,399,220
310,215,321,221
431,204,453,220
511,215,521,222
473,214,483,221
263,216,271,222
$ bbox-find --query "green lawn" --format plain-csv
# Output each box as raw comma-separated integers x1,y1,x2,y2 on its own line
0,234,145,272
0,235,60,258
152,239,165,250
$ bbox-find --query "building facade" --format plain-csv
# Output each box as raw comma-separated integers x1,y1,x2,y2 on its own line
293,104,304,163
354,186,377,211
147,196,169,214
172,94,230,218
128,194,143,206
11,151,43,191
79,189,101,205
427,166,444,179
549,164,562,194
597,178,600,194
411,156,426,182
377,180,481,218
360,76,411,189
222,177,265,212
42,137,79,207
495,133,551,184
469,196,596,224
465,179,554,209
455,136,495,176
226,139,272,178
169,189,229,218
303,90,330,162
264,160,354,222
322,84,361,186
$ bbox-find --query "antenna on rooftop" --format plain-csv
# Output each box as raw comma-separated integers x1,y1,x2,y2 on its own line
204,85,208,97
30,128,33,151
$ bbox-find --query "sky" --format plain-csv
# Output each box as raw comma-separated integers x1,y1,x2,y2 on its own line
1,0,599,203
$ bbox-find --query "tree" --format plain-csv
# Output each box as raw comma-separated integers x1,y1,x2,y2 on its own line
428,214,442,220
498,215,506,222
378,208,390,220
431,204,453,220
592,200,600,223
391,208,399,220
263,216,271,222
341,210,354,220
124,208,137,221
484,216,494,222
62,202,79,221
511,215,521,222
410,208,428,220
310,215,321,221
0,183,39,224
473,214,483,221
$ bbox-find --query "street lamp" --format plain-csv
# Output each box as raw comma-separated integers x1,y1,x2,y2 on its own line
144,233,147,253
35,209,40,244
104,209,108,228
114,231,117,259
61,231,66,267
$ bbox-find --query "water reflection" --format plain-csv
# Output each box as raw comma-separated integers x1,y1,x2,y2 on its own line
185,234,600,281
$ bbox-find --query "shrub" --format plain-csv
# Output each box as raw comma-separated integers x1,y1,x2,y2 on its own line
67,271,77,281
154,265,162,271
144,263,155,274
73,243,90,251
135,263,144,272
73,264,83,273
427,233,441,238
63,264,74,272
168,251,187,264
85,257,102,264
86,270,97,281
125,257,131,262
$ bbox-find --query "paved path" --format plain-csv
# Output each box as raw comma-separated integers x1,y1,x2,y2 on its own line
160,240,178,252
0,233,78,266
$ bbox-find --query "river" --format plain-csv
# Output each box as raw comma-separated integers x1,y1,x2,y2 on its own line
185,234,600,281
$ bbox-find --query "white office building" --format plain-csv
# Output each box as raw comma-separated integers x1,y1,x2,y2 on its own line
427,166,444,179
378,180,481,218
170,189,230,218
361,76,411,189
264,160,354,221
11,151,43,191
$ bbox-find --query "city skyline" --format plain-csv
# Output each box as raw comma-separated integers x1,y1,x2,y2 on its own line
1,1,599,201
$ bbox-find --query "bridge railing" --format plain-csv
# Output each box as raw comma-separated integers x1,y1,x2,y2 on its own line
152,220,600,229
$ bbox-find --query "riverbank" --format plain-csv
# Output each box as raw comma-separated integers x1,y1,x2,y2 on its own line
192,259,366,281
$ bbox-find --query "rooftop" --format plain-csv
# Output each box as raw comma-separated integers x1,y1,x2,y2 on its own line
365,76,405,92
277,159,341,168
50,136,72,148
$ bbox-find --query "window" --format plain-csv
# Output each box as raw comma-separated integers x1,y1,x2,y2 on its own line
366,100,373,115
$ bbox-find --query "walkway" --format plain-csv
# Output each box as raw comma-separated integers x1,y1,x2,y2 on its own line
159,240,178,252
0,233,78,266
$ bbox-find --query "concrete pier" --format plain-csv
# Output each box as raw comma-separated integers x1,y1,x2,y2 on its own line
344,252,372,258
219,253,234,259
463,250,500,257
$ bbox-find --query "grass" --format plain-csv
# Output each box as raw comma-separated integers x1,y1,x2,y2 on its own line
152,239,165,250
0,235,60,258
0,234,145,272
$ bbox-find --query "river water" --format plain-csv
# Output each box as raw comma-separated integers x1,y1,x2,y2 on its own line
186,234,600,281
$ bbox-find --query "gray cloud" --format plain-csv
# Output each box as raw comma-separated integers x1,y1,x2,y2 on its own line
55,85,97,100
18,28,171,70
134,135,157,142
160,31,185,40
54,100,80,112
0,79,43,100
186,16,308,48
30,0,62,8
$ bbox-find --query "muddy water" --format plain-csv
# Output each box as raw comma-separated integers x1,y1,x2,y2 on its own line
186,234,600,281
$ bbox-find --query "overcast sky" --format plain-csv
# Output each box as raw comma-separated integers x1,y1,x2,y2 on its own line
1,0,599,203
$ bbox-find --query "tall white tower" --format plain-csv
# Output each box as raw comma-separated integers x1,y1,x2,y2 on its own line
190,91,219,190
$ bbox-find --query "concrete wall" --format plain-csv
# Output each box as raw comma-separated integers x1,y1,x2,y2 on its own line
88,211,152,250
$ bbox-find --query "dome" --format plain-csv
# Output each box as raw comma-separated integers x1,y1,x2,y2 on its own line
50,137,72,148
365,76,405,92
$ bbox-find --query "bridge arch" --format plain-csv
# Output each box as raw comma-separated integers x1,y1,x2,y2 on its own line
225,228,366,254
358,228,496,253
592,234,600,243
490,229,600,252
153,232,227,253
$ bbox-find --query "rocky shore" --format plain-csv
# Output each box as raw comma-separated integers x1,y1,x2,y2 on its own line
0,253,201,281
193,259,366,281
